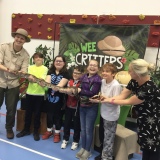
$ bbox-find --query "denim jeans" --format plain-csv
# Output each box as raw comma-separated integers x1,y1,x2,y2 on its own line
80,104,98,151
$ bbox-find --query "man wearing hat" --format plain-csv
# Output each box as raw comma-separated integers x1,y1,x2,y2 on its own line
0,28,30,139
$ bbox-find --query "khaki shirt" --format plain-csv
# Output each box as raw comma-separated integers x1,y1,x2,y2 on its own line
0,43,29,89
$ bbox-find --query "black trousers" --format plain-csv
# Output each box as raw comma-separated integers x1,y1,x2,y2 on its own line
46,101,64,130
142,149,160,160
63,107,81,143
24,94,44,132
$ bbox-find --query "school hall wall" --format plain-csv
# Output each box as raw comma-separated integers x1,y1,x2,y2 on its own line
0,0,160,64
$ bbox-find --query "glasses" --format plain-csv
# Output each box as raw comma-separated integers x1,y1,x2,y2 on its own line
73,72,82,75
55,60,64,63
89,64,98,67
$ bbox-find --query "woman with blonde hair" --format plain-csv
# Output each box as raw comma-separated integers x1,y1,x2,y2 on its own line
101,59,160,160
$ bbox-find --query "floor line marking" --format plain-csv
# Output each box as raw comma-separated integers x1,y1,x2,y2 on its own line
0,138,61,160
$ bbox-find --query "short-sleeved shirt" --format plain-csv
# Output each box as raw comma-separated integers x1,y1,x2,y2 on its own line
126,79,160,151
26,65,48,96
0,43,29,88
101,79,122,121
47,70,69,106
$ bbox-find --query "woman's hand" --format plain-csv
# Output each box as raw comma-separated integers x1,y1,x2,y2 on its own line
101,97,111,103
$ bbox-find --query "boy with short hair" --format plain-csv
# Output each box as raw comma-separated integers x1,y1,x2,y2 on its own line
16,52,48,141
61,66,84,150
90,63,122,160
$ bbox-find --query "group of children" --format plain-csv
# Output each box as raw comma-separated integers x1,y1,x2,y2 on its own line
16,53,121,160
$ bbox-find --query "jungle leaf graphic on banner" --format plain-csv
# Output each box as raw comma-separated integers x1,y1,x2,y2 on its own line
59,24,149,71
122,50,139,71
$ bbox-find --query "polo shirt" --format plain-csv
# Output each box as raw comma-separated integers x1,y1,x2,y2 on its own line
100,79,122,121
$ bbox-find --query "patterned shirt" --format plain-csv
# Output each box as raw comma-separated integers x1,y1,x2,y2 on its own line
47,70,69,105
126,79,160,151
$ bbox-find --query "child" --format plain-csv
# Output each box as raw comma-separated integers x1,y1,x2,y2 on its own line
90,63,122,160
61,66,84,150
76,59,102,160
42,55,69,143
16,52,48,141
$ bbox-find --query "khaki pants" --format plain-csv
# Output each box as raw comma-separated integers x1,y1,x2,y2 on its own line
0,86,19,130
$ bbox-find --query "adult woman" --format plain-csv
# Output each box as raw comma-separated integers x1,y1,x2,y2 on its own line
101,59,160,160
42,55,69,143
76,59,102,160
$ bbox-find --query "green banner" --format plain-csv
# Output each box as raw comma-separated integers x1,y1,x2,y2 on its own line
59,24,149,71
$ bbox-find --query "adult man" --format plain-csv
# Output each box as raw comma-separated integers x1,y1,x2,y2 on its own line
0,28,30,139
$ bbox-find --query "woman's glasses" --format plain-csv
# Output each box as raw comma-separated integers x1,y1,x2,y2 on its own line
55,60,64,63
73,72,82,75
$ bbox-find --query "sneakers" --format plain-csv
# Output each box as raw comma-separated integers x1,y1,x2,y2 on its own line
42,131,53,140
76,148,85,159
6,129,14,139
33,133,40,141
16,130,30,138
71,142,79,150
61,140,68,149
54,133,60,143
80,150,92,160
61,141,78,150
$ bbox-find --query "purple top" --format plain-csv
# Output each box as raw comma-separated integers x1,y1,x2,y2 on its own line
80,73,102,97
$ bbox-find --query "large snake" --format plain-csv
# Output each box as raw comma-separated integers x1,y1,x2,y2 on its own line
10,70,79,97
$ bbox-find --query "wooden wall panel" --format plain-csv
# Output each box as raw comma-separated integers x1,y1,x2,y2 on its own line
12,13,160,47
12,14,98,41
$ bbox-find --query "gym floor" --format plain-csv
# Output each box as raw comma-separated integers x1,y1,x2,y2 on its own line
0,101,142,160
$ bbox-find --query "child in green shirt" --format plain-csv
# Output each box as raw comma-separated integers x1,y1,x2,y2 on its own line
16,52,48,141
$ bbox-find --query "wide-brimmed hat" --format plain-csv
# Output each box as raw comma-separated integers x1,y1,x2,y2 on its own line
11,28,30,42
97,35,125,57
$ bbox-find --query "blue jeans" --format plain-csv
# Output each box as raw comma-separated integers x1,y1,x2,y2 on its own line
80,104,98,151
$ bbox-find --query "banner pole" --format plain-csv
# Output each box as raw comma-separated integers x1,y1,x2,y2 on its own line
155,38,160,69
53,22,60,59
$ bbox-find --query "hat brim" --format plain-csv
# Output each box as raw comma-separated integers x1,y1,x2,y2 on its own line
97,40,125,57
12,33,31,42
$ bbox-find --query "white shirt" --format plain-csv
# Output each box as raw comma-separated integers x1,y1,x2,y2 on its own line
100,79,122,121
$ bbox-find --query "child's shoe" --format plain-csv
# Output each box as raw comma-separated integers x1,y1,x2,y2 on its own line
76,148,85,158
80,150,91,160
16,129,30,138
53,133,60,143
33,133,40,141
42,131,53,140
71,142,79,150
61,140,68,149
